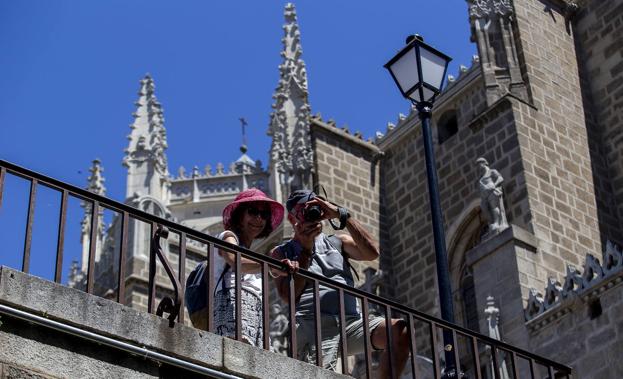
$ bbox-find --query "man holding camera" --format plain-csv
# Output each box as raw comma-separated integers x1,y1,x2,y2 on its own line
271,190,409,377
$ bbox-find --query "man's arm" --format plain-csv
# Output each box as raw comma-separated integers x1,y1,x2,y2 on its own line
305,197,379,261
339,217,379,261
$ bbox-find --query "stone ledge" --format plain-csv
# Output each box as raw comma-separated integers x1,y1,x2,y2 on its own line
0,266,346,379
465,224,538,267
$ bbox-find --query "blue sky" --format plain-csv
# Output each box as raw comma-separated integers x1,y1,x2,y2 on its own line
0,1,476,280
0,0,475,201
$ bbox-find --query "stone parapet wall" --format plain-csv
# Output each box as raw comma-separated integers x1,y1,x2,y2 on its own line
0,266,346,379
526,272,623,378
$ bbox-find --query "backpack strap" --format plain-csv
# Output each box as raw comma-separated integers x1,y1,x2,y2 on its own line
214,263,230,296
327,235,360,282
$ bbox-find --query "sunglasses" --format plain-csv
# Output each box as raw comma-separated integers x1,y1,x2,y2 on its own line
246,206,271,220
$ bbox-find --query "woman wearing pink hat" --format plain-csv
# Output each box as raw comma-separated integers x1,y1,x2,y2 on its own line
212,188,284,346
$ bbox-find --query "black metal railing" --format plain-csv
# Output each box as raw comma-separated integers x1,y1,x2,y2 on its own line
0,159,573,378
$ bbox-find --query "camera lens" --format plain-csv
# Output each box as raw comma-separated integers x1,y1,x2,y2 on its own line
304,205,323,222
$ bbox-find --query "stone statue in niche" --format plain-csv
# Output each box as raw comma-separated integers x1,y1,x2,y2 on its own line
477,157,509,236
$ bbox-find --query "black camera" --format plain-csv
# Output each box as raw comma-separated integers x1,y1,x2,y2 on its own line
303,205,323,222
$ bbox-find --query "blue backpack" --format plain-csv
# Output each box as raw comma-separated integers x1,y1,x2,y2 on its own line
185,261,209,329
185,260,230,330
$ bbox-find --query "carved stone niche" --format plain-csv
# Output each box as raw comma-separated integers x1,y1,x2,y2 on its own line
467,0,527,106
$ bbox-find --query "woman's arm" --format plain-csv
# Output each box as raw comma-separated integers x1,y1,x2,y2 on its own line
217,231,261,274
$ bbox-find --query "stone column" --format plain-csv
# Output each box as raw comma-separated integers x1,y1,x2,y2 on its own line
466,224,542,350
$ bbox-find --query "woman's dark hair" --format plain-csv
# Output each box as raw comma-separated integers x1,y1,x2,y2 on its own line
228,202,273,239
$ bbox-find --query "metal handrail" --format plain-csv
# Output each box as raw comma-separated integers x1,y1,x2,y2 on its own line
0,159,573,378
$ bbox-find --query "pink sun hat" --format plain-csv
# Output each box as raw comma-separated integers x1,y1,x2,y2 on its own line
222,188,284,231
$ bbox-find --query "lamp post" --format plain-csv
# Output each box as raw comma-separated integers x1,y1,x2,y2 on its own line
384,35,459,377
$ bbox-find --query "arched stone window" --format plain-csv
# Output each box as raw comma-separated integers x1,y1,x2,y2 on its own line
448,204,488,332
437,110,458,144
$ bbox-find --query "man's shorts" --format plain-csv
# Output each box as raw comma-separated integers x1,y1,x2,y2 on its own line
296,313,385,371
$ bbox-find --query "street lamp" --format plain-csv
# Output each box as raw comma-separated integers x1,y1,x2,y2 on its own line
385,35,459,377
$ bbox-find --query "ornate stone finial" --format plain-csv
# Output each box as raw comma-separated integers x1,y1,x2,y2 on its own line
375,131,385,141
582,254,605,287
561,264,584,298
472,54,480,64
192,166,200,178
604,240,623,274
476,158,509,236
484,295,501,338
216,162,225,175
178,166,186,179
86,159,106,196
459,65,469,74
447,75,456,83
525,288,544,321
485,296,510,378
386,122,395,132
358,267,385,295
204,164,212,176
267,2,313,199
543,278,562,310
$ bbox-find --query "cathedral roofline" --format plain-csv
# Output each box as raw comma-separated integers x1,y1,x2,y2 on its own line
310,115,381,154
375,56,482,150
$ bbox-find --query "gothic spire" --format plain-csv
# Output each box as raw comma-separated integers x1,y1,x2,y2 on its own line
80,159,106,273
123,74,170,200
86,158,106,196
123,74,169,177
267,3,313,201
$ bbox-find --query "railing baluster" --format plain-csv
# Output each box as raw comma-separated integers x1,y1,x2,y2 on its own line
207,243,215,332
510,351,520,379
338,288,348,374
384,305,394,379
0,166,6,209
86,201,100,294
430,322,441,379
452,329,461,378
408,314,419,379
148,222,157,313
548,365,555,379
313,280,323,367
54,190,68,283
178,232,187,323
288,273,297,359
362,298,372,379
117,211,129,304
528,357,536,379
235,250,242,342
471,336,482,379
491,345,501,379
22,179,37,273
262,262,270,350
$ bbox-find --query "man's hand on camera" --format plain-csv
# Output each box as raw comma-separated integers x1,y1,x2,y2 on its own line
305,197,340,220
293,220,322,250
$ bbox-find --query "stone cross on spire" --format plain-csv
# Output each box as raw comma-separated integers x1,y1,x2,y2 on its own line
267,3,313,202
123,74,170,200
239,117,248,154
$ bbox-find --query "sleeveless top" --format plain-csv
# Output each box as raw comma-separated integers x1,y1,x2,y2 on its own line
213,231,262,297
276,233,358,317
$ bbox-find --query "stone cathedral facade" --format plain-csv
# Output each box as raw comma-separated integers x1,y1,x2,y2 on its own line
70,1,622,377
